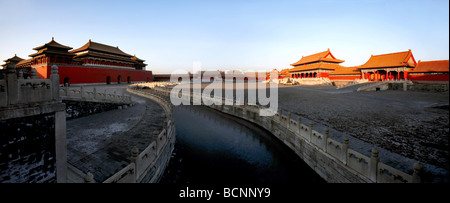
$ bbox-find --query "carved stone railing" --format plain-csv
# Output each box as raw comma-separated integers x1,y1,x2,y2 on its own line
60,86,132,104
93,85,174,183
0,64,60,109
221,100,422,183
102,120,175,183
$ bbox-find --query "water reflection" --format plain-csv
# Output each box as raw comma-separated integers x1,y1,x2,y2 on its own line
160,105,325,184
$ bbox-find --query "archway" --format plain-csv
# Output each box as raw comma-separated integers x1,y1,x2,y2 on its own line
117,75,121,84
63,77,70,87
106,76,111,84
127,76,131,84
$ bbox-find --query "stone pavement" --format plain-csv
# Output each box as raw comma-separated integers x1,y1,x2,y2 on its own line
66,84,166,182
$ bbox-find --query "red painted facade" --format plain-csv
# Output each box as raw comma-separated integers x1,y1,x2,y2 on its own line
318,72,329,78
408,74,449,82
35,65,153,84
34,65,153,84
328,75,360,81
407,60,449,82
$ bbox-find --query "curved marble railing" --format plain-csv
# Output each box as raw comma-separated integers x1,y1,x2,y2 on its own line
60,86,132,104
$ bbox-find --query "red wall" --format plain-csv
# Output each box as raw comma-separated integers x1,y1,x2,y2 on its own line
34,65,50,79
408,74,449,82
328,75,361,81
318,72,329,78
34,65,153,84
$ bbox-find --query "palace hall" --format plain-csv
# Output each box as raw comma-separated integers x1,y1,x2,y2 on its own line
1,38,153,85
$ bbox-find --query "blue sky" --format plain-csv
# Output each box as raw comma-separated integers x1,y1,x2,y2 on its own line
0,0,448,73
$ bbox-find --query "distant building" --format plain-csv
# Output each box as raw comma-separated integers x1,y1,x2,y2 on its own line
1,54,31,79
289,49,345,79
267,68,289,79
2,54,24,68
2,38,153,85
287,49,448,83
358,50,416,81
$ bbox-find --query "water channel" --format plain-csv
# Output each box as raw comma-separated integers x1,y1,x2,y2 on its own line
160,105,325,184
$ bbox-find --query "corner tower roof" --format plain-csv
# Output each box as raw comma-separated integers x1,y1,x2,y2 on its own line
29,37,74,57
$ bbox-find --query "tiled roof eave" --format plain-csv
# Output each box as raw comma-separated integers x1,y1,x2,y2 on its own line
29,50,75,57
289,67,336,72
409,71,449,73
74,52,135,63
291,59,344,66
70,41,133,58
